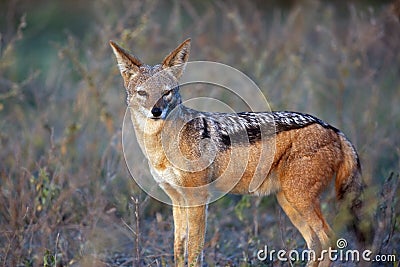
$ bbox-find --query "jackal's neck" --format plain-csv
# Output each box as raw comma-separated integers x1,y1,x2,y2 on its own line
129,104,201,167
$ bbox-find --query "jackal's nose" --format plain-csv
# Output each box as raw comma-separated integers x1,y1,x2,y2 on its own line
151,107,163,118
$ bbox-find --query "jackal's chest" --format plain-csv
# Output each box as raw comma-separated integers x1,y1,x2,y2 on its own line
142,144,179,185
149,164,181,185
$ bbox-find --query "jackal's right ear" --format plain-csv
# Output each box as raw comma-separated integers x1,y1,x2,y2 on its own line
162,38,191,79
109,41,143,86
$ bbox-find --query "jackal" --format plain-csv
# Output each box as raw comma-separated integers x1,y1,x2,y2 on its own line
110,39,365,267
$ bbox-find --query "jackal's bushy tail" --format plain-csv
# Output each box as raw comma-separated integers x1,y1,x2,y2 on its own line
335,133,368,245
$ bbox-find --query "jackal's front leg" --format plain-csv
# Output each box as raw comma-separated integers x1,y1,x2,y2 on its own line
187,205,207,267
172,204,207,267
173,205,187,267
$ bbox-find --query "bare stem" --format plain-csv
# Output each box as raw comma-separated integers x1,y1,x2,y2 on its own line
131,196,140,267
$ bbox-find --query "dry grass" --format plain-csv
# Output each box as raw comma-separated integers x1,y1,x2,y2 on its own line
0,1,399,266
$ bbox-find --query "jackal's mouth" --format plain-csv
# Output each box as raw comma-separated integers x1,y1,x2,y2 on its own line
150,117,162,120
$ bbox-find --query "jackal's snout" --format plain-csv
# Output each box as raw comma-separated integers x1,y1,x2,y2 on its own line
148,93,170,119
151,106,163,118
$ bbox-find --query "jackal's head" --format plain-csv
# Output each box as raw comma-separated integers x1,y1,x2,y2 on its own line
110,39,190,120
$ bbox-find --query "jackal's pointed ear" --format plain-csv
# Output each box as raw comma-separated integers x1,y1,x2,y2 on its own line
162,38,191,79
109,41,143,86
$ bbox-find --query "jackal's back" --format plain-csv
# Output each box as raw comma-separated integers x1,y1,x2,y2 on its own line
181,109,340,151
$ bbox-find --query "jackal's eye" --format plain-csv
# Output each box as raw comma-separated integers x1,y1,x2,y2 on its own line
137,90,148,97
163,90,172,97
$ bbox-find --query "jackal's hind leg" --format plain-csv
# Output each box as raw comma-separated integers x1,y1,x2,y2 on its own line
277,191,335,267
301,202,334,267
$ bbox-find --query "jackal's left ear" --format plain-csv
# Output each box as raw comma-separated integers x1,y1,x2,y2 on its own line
162,38,191,79
109,41,143,86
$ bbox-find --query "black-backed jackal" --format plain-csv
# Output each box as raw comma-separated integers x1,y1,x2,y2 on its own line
110,39,366,267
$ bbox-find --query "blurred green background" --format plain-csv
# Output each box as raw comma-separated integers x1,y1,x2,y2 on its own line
1,0,399,266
